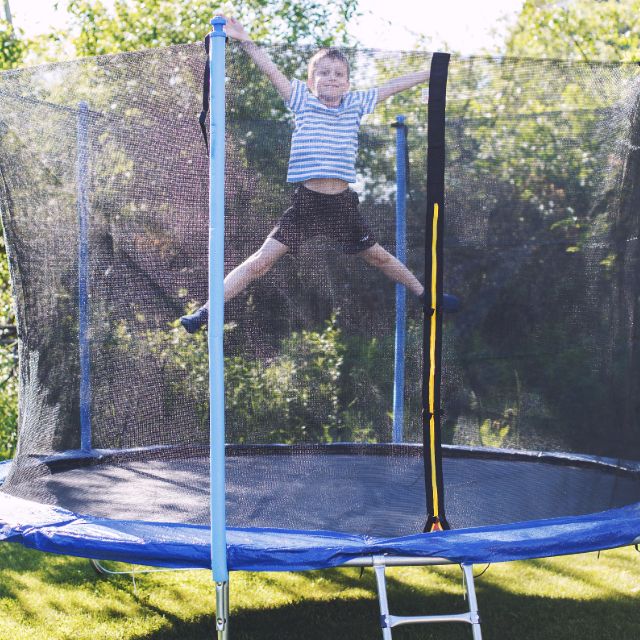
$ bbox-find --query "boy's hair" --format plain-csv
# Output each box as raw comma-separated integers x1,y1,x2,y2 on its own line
307,48,350,83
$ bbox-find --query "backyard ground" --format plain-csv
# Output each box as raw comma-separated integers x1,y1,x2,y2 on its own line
1,543,639,639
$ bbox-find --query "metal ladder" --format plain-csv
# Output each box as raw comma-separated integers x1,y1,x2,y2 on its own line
347,555,483,639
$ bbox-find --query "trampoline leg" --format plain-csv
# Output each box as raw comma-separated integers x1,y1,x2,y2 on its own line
462,564,482,640
373,558,394,640
216,581,229,640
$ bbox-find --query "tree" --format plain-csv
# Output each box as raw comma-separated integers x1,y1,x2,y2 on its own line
0,17,22,68
505,0,640,62
0,15,22,459
64,0,360,57
502,0,640,448
436,0,640,456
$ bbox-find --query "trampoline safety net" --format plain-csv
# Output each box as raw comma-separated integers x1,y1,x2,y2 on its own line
1,43,640,540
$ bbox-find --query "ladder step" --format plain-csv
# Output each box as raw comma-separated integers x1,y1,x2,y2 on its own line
387,611,479,628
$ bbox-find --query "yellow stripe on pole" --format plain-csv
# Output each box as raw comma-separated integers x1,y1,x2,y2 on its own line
429,203,439,517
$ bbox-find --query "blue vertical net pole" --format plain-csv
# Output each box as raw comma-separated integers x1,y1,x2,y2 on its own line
392,115,407,443
208,15,229,636
77,101,91,453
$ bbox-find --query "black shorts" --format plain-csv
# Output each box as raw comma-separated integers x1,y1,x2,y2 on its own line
269,185,377,254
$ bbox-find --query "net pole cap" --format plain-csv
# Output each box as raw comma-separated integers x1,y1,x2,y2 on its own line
211,15,227,36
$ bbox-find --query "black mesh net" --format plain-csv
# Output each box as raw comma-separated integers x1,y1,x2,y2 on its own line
1,43,639,536
443,59,640,457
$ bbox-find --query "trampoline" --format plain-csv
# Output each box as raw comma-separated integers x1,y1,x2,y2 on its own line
3,445,640,578
2,17,640,639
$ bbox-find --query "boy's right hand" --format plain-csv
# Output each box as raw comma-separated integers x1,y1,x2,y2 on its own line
219,16,251,42
217,15,291,102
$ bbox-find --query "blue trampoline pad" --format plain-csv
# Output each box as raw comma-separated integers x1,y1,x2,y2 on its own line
2,446,640,570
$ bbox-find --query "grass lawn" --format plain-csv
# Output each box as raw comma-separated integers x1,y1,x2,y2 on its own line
1,542,639,639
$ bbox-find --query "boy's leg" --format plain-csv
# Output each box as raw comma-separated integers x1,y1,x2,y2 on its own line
180,237,288,333
223,237,288,302
358,243,424,297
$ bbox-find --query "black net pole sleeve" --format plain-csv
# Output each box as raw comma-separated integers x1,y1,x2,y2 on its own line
422,51,450,533
199,34,211,153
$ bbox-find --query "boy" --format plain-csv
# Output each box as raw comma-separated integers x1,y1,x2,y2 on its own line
181,16,447,333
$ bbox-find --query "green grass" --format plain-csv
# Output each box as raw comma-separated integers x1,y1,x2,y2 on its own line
1,544,640,639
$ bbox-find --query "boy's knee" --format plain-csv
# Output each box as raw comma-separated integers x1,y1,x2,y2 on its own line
256,261,272,278
363,249,391,268
251,251,276,277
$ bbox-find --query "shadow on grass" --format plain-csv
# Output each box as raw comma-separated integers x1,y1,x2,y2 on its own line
131,578,640,640
0,542,121,588
2,544,640,640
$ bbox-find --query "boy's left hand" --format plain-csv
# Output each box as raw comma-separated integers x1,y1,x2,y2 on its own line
218,15,251,42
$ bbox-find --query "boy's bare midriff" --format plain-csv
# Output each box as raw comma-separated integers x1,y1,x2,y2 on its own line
303,177,349,195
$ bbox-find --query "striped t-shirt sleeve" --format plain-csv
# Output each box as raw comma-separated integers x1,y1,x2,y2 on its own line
286,79,308,112
350,88,379,115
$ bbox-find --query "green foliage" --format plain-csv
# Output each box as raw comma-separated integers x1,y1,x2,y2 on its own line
0,234,16,460
142,313,367,444
0,364,16,461
0,19,23,70
431,3,640,453
131,309,399,445
0,379,16,460
479,383,519,449
505,0,640,62
0,19,22,460
55,0,363,137
2,0,639,462
65,0,360,57
0,10,17,455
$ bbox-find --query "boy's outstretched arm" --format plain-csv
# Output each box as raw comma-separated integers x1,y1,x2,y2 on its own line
222,16,292,103
377,70,430,102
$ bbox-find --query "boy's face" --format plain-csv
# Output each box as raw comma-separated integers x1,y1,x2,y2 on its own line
308,57,350,105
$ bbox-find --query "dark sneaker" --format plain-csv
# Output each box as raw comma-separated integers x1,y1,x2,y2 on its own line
180,306,209,333
419,292,461,314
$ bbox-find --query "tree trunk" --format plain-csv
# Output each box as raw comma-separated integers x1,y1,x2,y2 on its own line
3,1,12,28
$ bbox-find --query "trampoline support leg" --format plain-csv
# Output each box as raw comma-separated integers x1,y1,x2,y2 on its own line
216,581,229,640
373,559,393,640
462,564,483,640
372,557,482,639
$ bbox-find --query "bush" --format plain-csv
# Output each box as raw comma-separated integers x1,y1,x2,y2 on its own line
0,223,17,461
145,313,348,444
0,372,17,460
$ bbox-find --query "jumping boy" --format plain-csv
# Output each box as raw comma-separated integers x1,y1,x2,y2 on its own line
181,16,445,333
